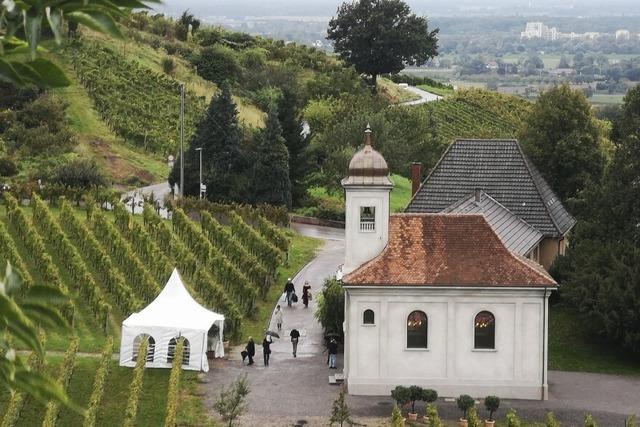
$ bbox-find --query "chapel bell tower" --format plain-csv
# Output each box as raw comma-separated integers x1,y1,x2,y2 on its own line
341,125,394,275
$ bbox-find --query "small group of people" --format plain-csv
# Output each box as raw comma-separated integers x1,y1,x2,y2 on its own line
242,278,339,368
284,278,312,308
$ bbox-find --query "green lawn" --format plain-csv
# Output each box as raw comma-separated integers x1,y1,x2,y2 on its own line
548,304,640,375
239,231,322,342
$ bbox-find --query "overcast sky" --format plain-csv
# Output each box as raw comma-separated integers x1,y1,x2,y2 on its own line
154,0,640,18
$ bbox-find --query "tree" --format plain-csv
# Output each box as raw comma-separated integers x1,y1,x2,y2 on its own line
0,0,157,88
251,109,292,208
330,387,353,426
314,278,345,338
193,45,241,85
277,87,308,207
0,262,79,411
175,10,200,41
51,159,107,189
484,396,500,421
558,55,571,69
558,85,640,353
518,83,605,201
213,374,250,427
327,0,438,90
169,83,246,202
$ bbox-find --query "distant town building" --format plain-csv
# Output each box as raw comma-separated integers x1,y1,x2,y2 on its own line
520,22,558,41
520,22,605,41
616,29,631,41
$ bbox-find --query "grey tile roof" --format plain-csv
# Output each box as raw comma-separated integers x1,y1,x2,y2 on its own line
442,191,544,256
405,139,576,236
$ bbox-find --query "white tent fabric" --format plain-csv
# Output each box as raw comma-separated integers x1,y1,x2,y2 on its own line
119,268,224,372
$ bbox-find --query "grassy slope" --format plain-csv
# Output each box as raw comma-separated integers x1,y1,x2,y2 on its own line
379,77,421,104
548,304,640,376
417,83,456,97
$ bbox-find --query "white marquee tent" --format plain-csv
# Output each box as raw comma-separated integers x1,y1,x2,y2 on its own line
119,268,225,372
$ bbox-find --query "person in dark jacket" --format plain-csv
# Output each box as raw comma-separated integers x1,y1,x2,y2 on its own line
302,281,312,308
246,337,255,365
284,278,295,307
328,338,338,369
262,336,272,366
290,328,300,357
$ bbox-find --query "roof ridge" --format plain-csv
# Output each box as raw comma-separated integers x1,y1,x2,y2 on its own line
514,142,563,236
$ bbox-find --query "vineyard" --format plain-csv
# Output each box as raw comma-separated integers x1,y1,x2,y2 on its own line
0,195,301,426
421,88,532,142
68,38,206,154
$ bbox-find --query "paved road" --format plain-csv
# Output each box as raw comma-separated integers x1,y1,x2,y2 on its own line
400,84,443,106
202,224,640,426
203,234,346,426
121,181,172,217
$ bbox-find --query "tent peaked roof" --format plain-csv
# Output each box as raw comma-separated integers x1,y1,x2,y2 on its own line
123,268,223,330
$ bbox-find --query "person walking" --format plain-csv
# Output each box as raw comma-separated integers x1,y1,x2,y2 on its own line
284,278,295,307
290,328,300,357
274,305,284,331
328,338,338,369
246,337,255,366
262,336,272,366
302,281,312,308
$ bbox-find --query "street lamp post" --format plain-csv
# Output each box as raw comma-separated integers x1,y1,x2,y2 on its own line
195,147,205,199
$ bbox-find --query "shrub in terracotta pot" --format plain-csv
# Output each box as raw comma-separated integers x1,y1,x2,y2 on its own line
456,394,475,427
484,395,500,427
421,389,438,422
406,385,424,420
391,386,411,419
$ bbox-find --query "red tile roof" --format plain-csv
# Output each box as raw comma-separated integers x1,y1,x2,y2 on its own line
343,213,556,287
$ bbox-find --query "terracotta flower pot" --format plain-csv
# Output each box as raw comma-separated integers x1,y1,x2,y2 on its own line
458,418,469,427
408,413,418,421
485,420,496,427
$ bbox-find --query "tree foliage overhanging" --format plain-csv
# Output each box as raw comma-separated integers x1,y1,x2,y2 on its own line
327,0,439,88
557,84,640,354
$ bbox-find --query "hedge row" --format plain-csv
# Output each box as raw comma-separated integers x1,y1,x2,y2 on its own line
122,339,148,427
58,200,142,315
42,338,79,427
3,194,74,323
163,338,185,427
173,197,289,226
254,214,289,253
0,220,33,288
142,205,242,337
83,337,114,427
90,209,160,303
200,210,271,296
31,195,110,331
228,211,282,273
172,208,256,313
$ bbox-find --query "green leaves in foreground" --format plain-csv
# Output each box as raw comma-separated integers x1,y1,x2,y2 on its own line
1,0,160,87
0,261,81,413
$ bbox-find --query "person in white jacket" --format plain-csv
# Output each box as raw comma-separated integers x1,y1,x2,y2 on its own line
274,305,284,331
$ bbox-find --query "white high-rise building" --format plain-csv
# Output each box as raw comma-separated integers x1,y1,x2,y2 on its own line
520,22,558,41
616,29,631,41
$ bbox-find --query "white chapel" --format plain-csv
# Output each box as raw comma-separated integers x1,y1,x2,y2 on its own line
340,127,557,400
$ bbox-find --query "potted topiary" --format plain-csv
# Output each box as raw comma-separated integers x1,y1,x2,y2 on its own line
406,385,424,421
456,394,475,427
391,386,411,420
484,396,500,427
421,389,438,422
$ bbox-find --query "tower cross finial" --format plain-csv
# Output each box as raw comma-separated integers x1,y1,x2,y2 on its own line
364,123,372,146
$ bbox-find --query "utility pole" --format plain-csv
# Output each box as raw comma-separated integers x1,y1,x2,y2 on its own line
196,147,204,199
179,82,185,197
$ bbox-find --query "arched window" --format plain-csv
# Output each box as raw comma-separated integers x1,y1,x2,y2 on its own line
132,334,155,362
363,309,375,325
407,311,428,348
474,311,496,349
167,337,191,365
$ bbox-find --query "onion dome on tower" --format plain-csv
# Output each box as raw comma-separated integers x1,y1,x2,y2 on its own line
341,124,393,187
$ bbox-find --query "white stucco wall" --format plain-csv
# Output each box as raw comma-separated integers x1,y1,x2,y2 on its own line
343,186,391,274
343,286,551,400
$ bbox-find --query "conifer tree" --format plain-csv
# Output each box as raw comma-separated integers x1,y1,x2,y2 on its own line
277,87,308,207
169,83,246,202
251,109,292,208
330,388,353,427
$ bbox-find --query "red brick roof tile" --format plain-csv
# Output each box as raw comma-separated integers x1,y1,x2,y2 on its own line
343,213,556,287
